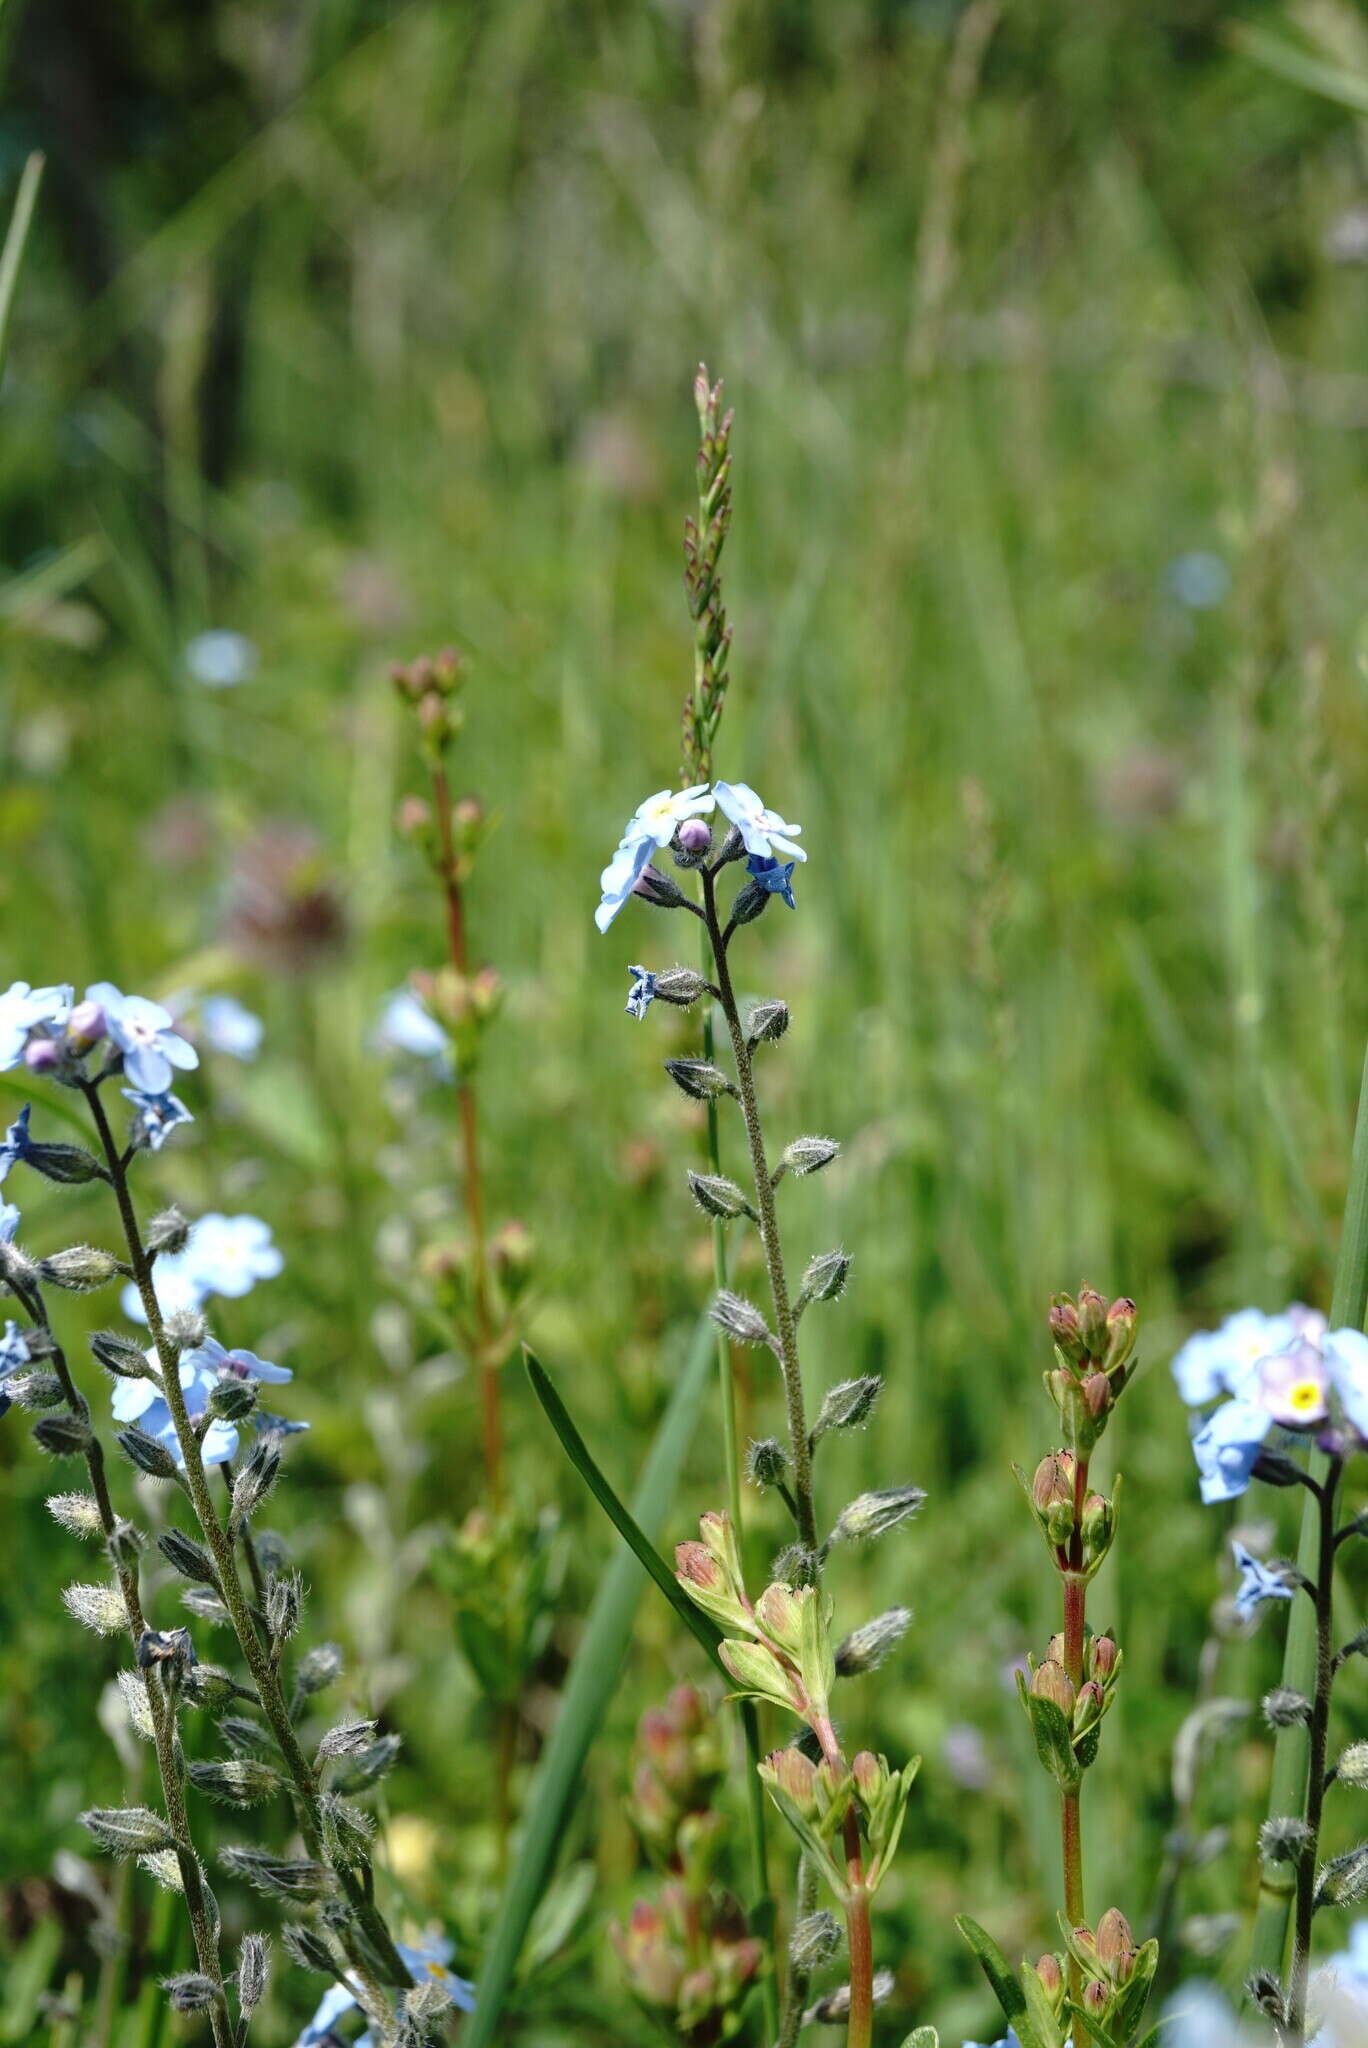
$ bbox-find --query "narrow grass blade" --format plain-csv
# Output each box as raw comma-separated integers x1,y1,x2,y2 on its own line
954,1916,1039,2048
0,153,43,383
524,1345,723,1669
1248,1039,1368,1988
463,1318,715,2045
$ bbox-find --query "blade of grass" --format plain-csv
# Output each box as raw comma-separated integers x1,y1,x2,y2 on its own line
0,152,42,382
1247,1039,1368,1991
524,1345,724,1668
463,1317,715,2045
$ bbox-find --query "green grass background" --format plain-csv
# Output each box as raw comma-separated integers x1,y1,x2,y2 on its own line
3,0,1368,2039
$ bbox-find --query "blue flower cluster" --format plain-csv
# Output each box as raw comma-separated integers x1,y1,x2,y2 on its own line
295,1935,474,2045
595,777,806,935
113,1337,294,1469
1170,1305,1368,1503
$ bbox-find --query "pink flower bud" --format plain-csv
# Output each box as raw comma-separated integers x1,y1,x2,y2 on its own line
1031,1660,1076,1715
677,817,712,854
23,1037,60,1072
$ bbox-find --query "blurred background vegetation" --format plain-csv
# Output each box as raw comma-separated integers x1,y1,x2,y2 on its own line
5,0,1368,2040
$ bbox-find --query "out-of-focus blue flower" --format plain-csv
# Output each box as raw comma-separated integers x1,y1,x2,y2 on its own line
0,1203,18,1243
86,983,199,1095
375,988,450,1069
295,1934,474,2046
121,1211,283,1325
942,1722,992,1791
1232,1540,1295,1623
1191,1399,1271,1504
625,967,656,1021
122,1089,194,1153
595,784,715,933
185,629,258,688
746,854,797,908
1171,1307,1302,1406
1327,1329,1368,1441
962,2033,1021,2048
1,1321,29,1376
0,1105,31,1182
1166,550,1231,612
0,983,72,1070
1159,1985,1248,2047
110,1350,239,1468
199,995,264,1060
712,781,806,864
257,1411,310,1437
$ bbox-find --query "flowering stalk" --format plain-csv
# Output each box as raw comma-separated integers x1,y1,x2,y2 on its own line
6,1274,231,2048
79,1076,409,2034
1283,1457,1342,2044
1250,1039,1368,1994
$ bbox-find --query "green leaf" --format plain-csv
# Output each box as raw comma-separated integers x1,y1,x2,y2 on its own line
1019,1680,1081,1791
0,152,43,386
464,1319,716,2047
955,1916,1042,2048
524,1344,724,1671
901,2031,939,2047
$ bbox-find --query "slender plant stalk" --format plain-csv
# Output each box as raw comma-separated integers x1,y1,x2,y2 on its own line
1286,1459,1342,2045
1059,1454,1090,1996
20,1288,232,2048
777,1858,820,2048
429,756,502,1508
699,864,873,2038
1250,1039,1368,1991
81,1079,408,2034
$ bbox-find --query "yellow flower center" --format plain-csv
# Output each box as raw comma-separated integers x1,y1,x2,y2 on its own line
1288,1380,1322,1414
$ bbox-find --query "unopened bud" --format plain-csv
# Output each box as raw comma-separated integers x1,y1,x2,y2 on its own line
39,1245,121,1292
1031,1660,1076,1716
652,967,708,1007
188,1758,282,1807
1081,1491,1113,1554
1074,1680,1105,1731
1048,1300,1087,1364
1096,1907,1136,1982
781,1134,839,1177
1090,1635,1119,1680
1034,1954,1064,2002
812,1376,881,1439
146,1208,191,1256
33,1413,93,1456
13,1371,68,1410
686,1170,751,1220
237,1934,268,2016
634,865,686,910
117,1426,180,1481
158,1528,219,1588
81,1806,175,1856
265,1570,301,1643
91,1330,156,1380
664,1058,734,1102
1082,1979,1109,2017
66,1000,106,1047
208,1378,258,1421
162,1308,208,1352
747,999,790,1046
1263,1687,1312,1729
675,817,713,857
1103,1297,1138,1374
745,1438,788,1490
1260,1815,1314,1864
830,1486,926,1544
1077,1286,1108,1353
799,1248,852,1304
790,1910,841,1969
294,1643,343,1697
710,1290,773,1347
23,1036,60,1072
835,1606,913,1676
1082,1372,1111,1419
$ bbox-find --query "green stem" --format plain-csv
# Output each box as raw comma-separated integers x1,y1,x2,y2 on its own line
1060,1451,1089,2001
1287,1462,1341,2045
82,1080,408,2035
1249,1040,1368,1993
777,1857,820,2048
28,1296,231,2048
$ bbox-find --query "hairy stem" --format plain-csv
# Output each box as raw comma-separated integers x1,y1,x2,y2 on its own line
702,866,815,1548
1060,1454,1090,1998
29,1296,230,2048
1287,1460,1342,2044
777,1856,820,2048
82,1080,407,2032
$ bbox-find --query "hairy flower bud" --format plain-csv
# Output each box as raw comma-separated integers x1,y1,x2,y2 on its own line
162,1973,223,2013
652,967,709,1007
294,1643,343,1698
799,1248,852,1305
231,1438,281,1529
281,1922,336,1973
710,1290,773,1347
28,1409,91,1457
91,1330,156,1380
265,1570,301,1643
664,1058,734,1102
790,1910,842,1969
686,1170,752,1220
780,1134,839,1177
63,1583,126,1634
146,1208,191,1256
1262,1687,1312,1728
188,1758,282,1808
829,1486,925,1544
158,1528,220,1588
81,1806,176,1857
163,1308,209,1352
117,1426,180,1481
24,1141,105,1185
745,1438,788,1490
747,999,790,1046
812,1376,881,1439
1259,1815,1314,1864
237,1934,268,2016
39,1245,121,1292
835,1606,914,1676
635,865,686,910
47,1492,104,1539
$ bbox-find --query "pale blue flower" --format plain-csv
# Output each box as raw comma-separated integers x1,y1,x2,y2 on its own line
122,1089,194,1153
1170,1306,1327,1405
1166,550,1231,611
1232,1540,1295,1623
121,1211,283,1324
375,989,449,1069
86,983,198,1095
110,1350,239,1467
294,1934,473,2046
0,1321,29,1376
0,1203,18,1243
625,967,656,1020
1192,1399,1271,1503
0,982,72,1070
595,784,715,933
199,995,263,1060
746,854,796,908
0,1104,31,1182
1326,1328,1368,1440
712,781,806,864
181,1335,292,1388
185,629,257,688
256,1411,310,1437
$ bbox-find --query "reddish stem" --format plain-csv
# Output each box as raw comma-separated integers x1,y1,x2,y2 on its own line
431,760,501,1507
814,1716,875,2048
1061,1456,1090,1996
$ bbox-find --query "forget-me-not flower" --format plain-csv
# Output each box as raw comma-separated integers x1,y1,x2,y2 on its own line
122,1090,194,1154
0,1105,31,1182
1326,1328,1368,1441
185,629,258,689
0,1203,18,1243
121,1211,283,1325
374,988,450,1070
0,983,72,1070
86,983,199,1096
1172,1307,1307,1406
111,1349,241,1467
625,967,656,1021
595,784,716,933
1,1321,29,1376
746,854,797,909
712,781,806,864
295,1935,474,2046
1232,1540,1295,1623
198,994,264,1060
182,1335,293,1390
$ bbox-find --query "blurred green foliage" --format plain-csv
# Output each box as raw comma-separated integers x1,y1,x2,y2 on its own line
5,0,1368,2039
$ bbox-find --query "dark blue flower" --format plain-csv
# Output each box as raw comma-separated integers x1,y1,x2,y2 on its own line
625,966,657,1021
0,1105,31,1183
122,1089,194,1153
1231,1541,1295,1624
746,854,797,909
